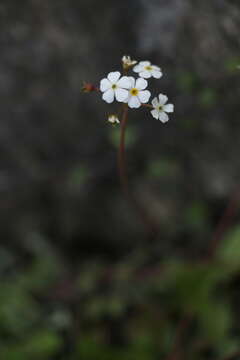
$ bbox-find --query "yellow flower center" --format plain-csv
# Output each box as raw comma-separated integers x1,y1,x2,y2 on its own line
130,88,139,96
145,66,152,71
157,105,163,111
112,84,117,89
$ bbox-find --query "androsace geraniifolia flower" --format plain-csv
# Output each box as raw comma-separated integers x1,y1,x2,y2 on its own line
125,77,151,108
100,71,131,103
85,55,173,124
151,94,174,123
133,61,162,79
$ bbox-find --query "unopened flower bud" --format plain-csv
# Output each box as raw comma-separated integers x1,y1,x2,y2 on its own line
108,114,120,125
82,82,98,93
122,55,137,70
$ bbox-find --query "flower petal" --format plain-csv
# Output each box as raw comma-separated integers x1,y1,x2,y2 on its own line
128,76,136,87
123,96,130,103
152,97,159,108
102,89,114,103
163,104,174,113
100,78,111,92
139,70,151,79
133,64,143,72
159,112,169,123
136,77,148,90
107,71,121,83
151,109,160,119
139,61,151,66
128,96,141,108
158,94,168,105
152,65,161,71
116,76,132,89
152,69,162,79
138,90,151,103
115,88,129,102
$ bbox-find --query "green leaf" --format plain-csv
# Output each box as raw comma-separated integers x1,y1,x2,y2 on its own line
198,301,232,344
217,226,240,271
77,338,123,360
0,330,62,359
0,284,40,336
225,57,240,73
22,330,62,357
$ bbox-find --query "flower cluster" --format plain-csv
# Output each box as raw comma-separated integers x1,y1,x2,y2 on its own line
87,55,174,124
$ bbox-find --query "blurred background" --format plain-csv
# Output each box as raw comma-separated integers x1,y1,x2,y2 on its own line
0,0,240,359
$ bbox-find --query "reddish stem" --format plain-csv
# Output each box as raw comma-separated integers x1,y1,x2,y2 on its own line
117,105,159,240
142,103,154,109
118,104,129,193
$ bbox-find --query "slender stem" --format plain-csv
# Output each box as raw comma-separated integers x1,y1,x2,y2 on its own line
118,104,129,194
142,103,154,109
117,104,159,240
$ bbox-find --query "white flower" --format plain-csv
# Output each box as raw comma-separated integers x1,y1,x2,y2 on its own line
108,114,120,125
100,71,131,103
151,94,174,123
122,55,137,69
125,77,151,108
133,61,162,79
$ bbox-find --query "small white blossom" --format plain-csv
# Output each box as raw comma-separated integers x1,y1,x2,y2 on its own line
122,55,137,69
100,71,131,104
124,77,151,108
151,94,174,123
133,61,162,79
108,114,120,125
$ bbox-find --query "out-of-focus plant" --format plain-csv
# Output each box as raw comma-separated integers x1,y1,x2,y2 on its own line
0,225,240,358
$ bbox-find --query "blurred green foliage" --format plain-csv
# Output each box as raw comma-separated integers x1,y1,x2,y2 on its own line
66,165,90,193
177,71,199,93
199,88,218,108
224,57,240,73
148,158,180,179
0,226,240,359
109,123,138,148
